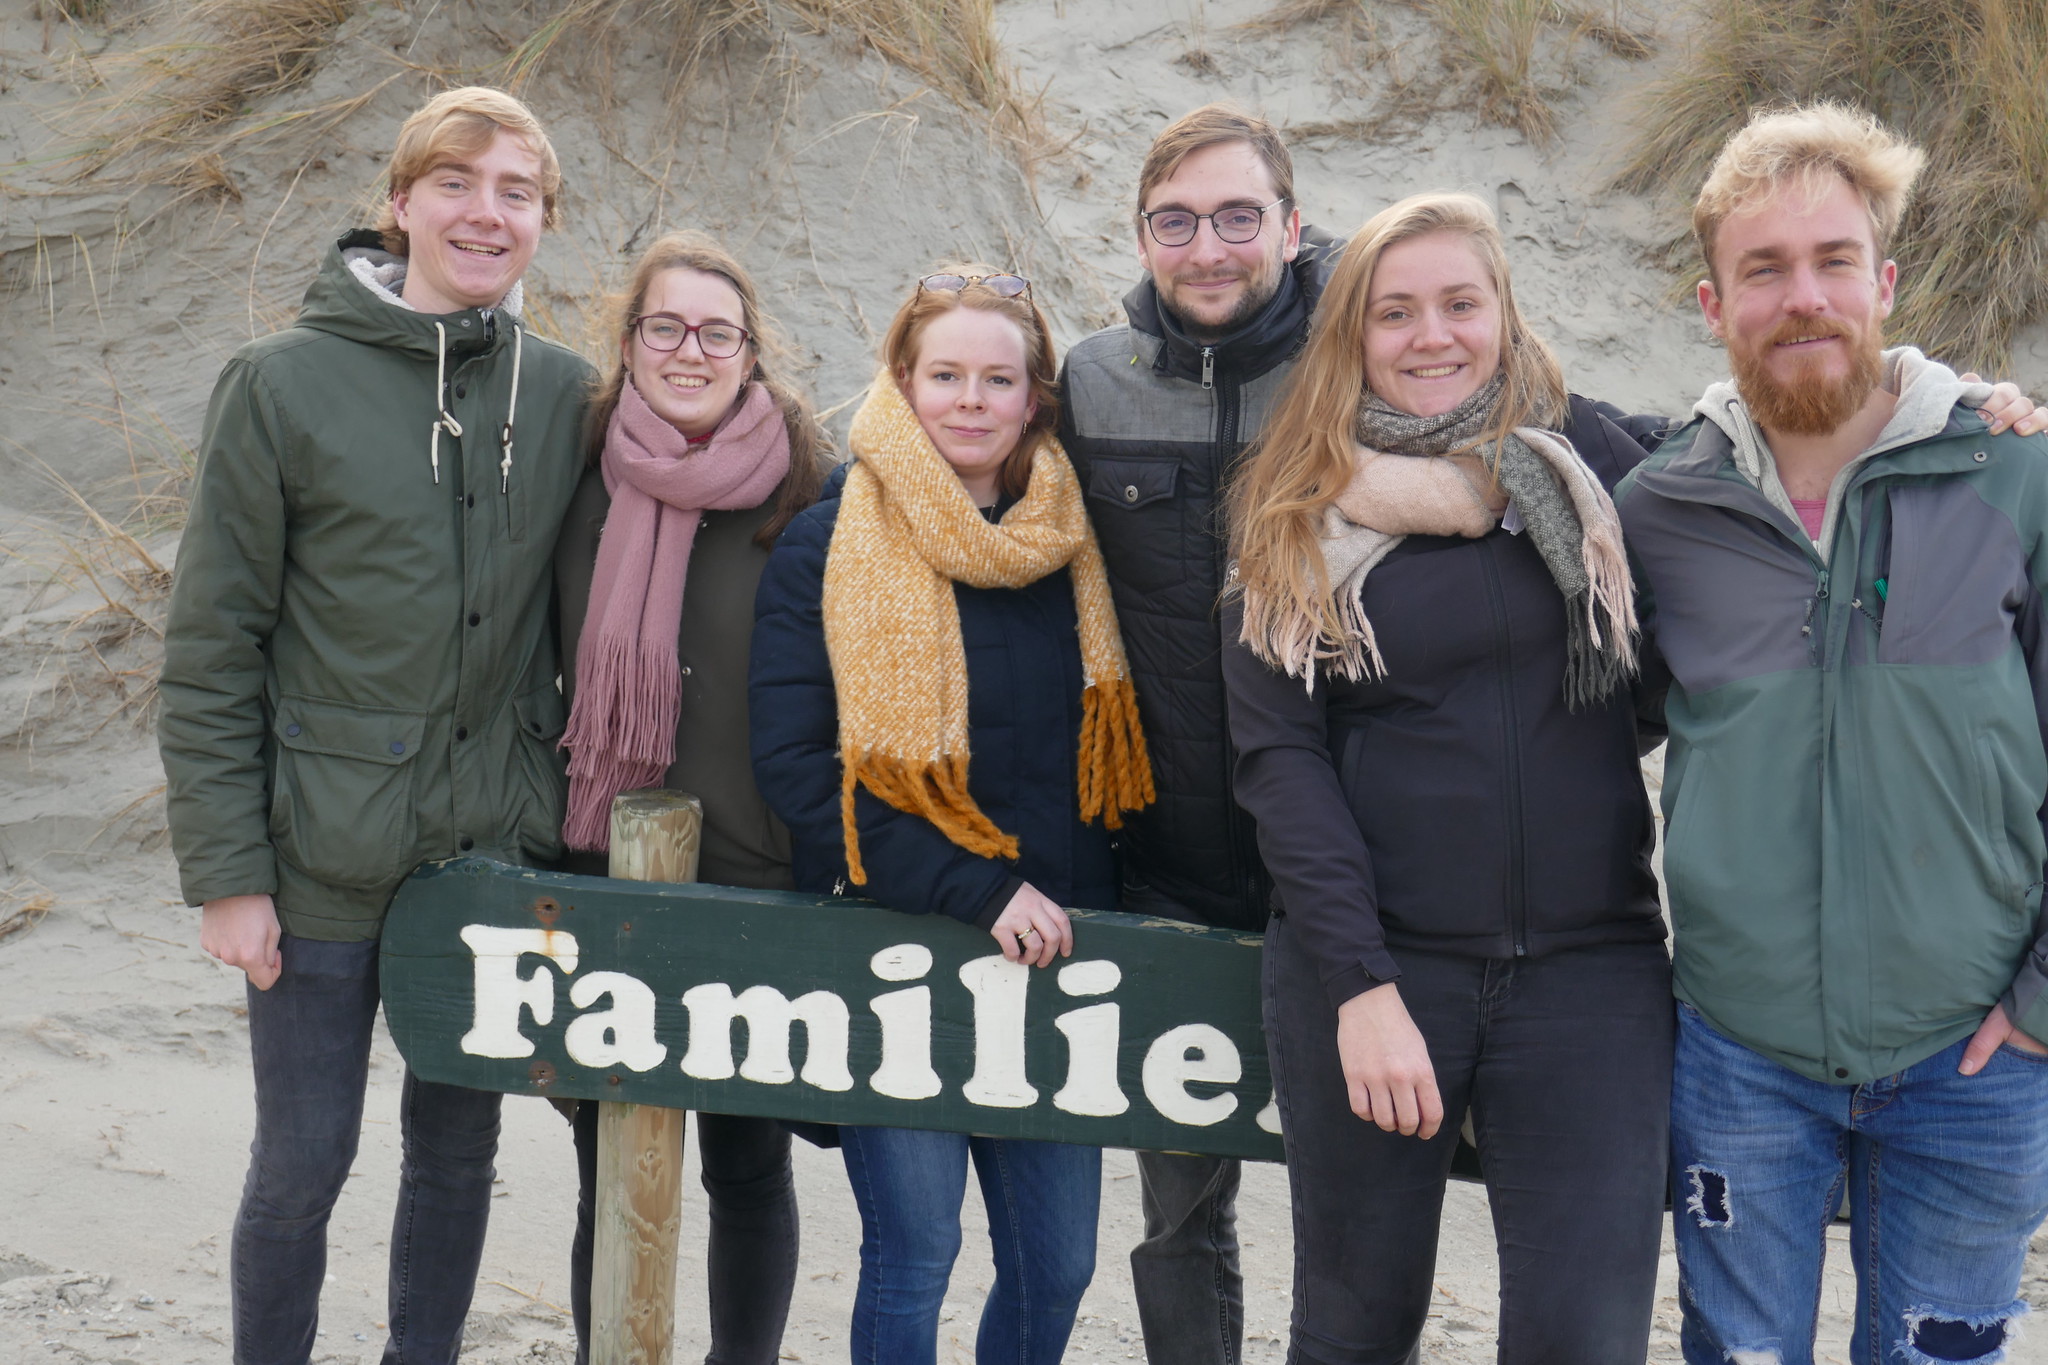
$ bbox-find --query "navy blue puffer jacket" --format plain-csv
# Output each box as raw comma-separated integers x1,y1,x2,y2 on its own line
749,479,1120,926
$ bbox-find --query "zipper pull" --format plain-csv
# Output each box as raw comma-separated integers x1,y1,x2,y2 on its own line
1201,346,1215,391
1815,567,1830,600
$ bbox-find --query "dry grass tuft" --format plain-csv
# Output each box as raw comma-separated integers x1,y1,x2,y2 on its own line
1254,0,1654,144
0,383,192,730
0,885,56,945
500,0,1056,177
64,0,360,204
1612,0,2048,375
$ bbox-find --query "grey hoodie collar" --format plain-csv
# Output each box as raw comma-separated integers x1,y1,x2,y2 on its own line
1693,347,1992,561
340,244,524,319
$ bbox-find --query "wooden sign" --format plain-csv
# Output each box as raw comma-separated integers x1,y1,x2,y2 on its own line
380,856,1283,1161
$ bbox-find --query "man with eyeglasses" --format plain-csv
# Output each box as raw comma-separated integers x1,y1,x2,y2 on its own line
1059,102,2048,1365
1057,101,1340,1365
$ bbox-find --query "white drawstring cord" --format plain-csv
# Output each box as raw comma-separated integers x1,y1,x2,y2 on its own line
429,321,462,485
499,322,522,493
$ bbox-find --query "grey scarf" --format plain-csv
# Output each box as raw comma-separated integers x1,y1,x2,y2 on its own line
1339,376,1637,707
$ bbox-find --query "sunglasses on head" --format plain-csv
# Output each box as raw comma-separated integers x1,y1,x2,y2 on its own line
917,272,1032,299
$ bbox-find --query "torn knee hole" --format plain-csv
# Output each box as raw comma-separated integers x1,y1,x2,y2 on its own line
1901,1302,2026,1363
1685,1164,1731,1227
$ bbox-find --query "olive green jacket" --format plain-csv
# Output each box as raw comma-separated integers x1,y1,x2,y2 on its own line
159,231,595,940
553,465,797,891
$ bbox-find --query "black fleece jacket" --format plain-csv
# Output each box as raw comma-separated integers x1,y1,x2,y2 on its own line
1223,396,1668,1010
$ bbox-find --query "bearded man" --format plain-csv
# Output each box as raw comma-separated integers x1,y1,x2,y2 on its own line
1616,102,2048,1365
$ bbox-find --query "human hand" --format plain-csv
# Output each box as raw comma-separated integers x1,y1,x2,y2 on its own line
201,893,282,990
1958,1001,2048,1075
990,883,1072,967
1959,375,2048,437
1335,982,1443,1138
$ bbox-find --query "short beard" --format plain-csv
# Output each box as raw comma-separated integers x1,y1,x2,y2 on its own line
1171,247,1288,344
1729,315,1885,437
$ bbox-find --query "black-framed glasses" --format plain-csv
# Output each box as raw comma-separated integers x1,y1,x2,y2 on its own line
1139,199,1288,248
917,272,1032,298
633,314,751,358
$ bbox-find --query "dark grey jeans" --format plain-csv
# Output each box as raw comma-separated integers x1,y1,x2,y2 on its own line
1265,915,1673,1365
235,933,501,1365
1131,1150,1244,1364
568,1101,798,1365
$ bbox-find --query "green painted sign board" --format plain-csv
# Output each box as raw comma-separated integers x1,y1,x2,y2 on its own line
379,858,1285,1161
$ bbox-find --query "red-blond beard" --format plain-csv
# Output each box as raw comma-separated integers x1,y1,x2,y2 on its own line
1729,313,1886,437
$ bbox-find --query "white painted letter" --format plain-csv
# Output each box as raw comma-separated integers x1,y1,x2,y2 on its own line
1143,1023,1241,1127
563,971,667,1072
869,945,940,1100
1256,1091,1282,1134
1053,960,1127,1116
680,983,854,1091
459,925,579,1059
958,954,1036,1107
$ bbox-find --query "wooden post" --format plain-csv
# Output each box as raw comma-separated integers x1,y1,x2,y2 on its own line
591,791,702,1365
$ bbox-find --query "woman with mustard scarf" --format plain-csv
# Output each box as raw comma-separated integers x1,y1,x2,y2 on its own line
749,269,1153,1364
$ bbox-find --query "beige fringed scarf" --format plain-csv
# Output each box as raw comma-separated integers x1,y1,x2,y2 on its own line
1251,377,1637,707
823,372,1154,884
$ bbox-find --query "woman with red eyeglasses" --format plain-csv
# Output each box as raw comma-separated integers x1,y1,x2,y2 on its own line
553,230,832,1365
749,266,1154,1364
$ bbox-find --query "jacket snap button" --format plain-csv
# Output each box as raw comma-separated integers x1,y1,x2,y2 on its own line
679,665,692,677
455,726,469,741
285,723,301,737
455,384,467,400
460,318,473,328
467,612,481,627
1974,450,1988,463
465,493,475,509
389,740,406,755
459,835,475,851
1124,484,1139,502
1834,1067,1849,1078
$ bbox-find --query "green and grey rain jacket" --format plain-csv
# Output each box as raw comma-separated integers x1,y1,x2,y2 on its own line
159,231,593,941
1616,349,2048,1084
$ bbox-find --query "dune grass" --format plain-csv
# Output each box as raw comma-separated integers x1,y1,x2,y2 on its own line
63,0,361,204
1253,0,1653,144
499,0,1053,174
1612,0,2048,374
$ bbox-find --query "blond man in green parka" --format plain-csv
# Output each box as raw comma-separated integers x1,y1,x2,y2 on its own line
158,86,593,1364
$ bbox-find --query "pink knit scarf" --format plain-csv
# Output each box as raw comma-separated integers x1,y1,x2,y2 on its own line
560,378,791,851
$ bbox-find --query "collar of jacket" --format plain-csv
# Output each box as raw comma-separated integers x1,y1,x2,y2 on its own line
1636,404,2000,509
1122,222,1345,386
294,229,512,360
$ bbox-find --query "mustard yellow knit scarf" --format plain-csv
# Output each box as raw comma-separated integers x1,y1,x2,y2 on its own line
823,373,1154,884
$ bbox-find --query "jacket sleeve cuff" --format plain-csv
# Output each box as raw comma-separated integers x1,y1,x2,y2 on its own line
181,854,279,909
1324,953,1402,1011
974,875,1024,932
2004,968,2048,1048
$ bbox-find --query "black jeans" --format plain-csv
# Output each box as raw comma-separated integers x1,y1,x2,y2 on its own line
236,934,501,1365
569,1101,798,1365
1121,879,1245,1365
1264,915,1673,1365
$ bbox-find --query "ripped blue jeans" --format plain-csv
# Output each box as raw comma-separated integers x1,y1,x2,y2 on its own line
1671,1001,2048,1365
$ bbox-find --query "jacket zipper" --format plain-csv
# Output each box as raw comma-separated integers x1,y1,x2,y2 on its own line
1212,360,1256,917
1478,538,1528,956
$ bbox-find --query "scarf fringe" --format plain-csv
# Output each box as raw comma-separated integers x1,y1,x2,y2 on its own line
839,748,1021,886
1077,677,1157,827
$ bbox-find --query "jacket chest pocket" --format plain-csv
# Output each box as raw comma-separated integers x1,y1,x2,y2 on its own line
269,696,427,890
1085,457,1187,594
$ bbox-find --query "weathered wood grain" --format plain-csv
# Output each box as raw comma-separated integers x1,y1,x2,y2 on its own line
589,793,700,1365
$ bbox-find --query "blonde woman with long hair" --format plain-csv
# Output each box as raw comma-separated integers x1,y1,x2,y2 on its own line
1223,192,1670,1363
